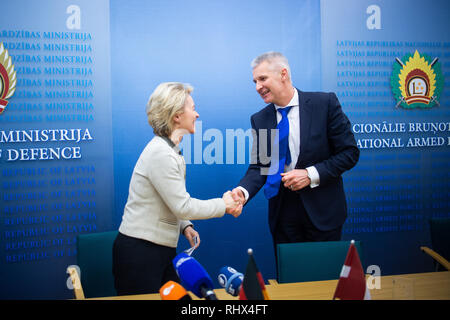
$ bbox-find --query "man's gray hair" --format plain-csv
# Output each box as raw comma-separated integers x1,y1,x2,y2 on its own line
251,51,291,79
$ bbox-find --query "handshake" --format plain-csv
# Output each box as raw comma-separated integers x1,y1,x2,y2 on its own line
222,188,246,218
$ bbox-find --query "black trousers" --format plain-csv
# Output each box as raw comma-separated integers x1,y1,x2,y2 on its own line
272,185,343,256
112,232,179,295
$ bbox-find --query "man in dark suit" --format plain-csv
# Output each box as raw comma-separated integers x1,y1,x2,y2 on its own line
232,52,359,250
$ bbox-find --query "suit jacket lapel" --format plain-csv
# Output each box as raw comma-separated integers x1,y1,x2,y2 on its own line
264,104,277,159
297,89,312,167
266,103,277,129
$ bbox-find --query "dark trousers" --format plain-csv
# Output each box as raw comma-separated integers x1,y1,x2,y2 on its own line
272,185,343,267
112,232,179,295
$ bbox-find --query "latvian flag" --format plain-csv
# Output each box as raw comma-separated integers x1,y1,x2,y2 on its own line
239,249,270,300
333,240,371,300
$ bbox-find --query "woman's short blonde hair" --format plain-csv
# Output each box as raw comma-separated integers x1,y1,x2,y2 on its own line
146,82,193,137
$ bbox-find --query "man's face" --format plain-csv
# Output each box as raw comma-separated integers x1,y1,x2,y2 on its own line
252,61,288,105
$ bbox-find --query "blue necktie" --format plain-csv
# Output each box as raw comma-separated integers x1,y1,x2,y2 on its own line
264,106,292,199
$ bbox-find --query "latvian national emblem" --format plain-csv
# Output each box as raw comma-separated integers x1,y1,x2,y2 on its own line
0,42,17,114
391,50,443,109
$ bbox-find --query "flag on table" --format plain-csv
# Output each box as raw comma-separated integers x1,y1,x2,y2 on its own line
333,240,371,300
239,249,270,300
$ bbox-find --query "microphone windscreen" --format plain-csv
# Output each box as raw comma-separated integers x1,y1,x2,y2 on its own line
218,266,243,296
173,252,214,298
159,281,192,300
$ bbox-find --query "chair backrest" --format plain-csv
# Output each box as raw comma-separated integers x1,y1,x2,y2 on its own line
429,218,450,270
277,240,362,283
76,231,118,298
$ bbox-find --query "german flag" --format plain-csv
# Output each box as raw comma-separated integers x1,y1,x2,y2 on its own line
239,249,270,300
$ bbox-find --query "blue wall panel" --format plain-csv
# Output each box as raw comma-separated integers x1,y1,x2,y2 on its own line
321,0,450,275
0,0,114,299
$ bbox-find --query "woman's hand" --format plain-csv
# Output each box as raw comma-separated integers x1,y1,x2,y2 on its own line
223,191,243,217
183,225,200,249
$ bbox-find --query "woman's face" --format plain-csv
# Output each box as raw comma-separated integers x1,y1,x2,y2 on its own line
176,95,199,134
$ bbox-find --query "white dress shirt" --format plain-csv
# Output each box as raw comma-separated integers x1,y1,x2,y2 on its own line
275,88,300,173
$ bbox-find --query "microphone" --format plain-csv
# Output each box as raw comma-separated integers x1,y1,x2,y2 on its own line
218,266,243,296
159,281,192,300
173,252,218,300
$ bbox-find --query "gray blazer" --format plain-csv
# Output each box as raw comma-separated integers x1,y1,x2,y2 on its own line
119,136,225,248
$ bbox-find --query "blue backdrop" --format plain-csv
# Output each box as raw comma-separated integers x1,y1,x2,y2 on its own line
109,0,322,296
0,0,448,299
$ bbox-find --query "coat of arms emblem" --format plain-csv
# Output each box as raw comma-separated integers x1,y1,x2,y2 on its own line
391,50,443,109
0,42,17,114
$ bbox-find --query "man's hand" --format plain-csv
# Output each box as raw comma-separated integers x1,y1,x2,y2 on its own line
231,188,246,205
281,169,311,191
223,191,243,217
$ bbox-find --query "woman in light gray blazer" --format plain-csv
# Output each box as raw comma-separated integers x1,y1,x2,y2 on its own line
113,82,241,295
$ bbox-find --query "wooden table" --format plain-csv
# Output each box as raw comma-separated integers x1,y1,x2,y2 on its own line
90,271,450,300
265,271,450,300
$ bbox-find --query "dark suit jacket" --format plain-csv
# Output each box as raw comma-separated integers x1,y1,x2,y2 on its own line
239,89,359,235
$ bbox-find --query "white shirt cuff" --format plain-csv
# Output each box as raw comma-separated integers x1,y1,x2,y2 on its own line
306,166,320,188
236,186,249,202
